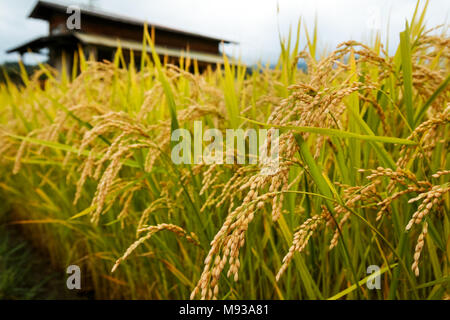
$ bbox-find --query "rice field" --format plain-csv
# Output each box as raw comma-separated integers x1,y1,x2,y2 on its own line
0,2,449,300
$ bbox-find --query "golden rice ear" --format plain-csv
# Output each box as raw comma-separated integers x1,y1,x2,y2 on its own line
12,138,27,175
411,222,428,277
1,12,448,300
276,214,324,281
112,223,199,274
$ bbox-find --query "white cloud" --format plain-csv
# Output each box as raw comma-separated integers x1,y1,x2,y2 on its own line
0,0,448,65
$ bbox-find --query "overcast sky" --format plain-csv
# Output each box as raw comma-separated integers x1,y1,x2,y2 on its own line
0,0,448,65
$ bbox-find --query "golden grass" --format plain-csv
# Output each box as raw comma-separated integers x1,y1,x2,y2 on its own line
0,2,449,299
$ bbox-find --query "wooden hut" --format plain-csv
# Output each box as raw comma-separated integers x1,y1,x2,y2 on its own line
7,0,236,73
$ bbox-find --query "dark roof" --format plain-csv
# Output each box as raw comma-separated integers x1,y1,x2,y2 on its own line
7,33,227,64
6,34,76,54
29,0,237,44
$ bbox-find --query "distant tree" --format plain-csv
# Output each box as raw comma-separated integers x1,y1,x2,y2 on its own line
0,62,41,85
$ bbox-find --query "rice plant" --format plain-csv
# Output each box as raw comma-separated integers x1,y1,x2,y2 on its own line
0,1,448,300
